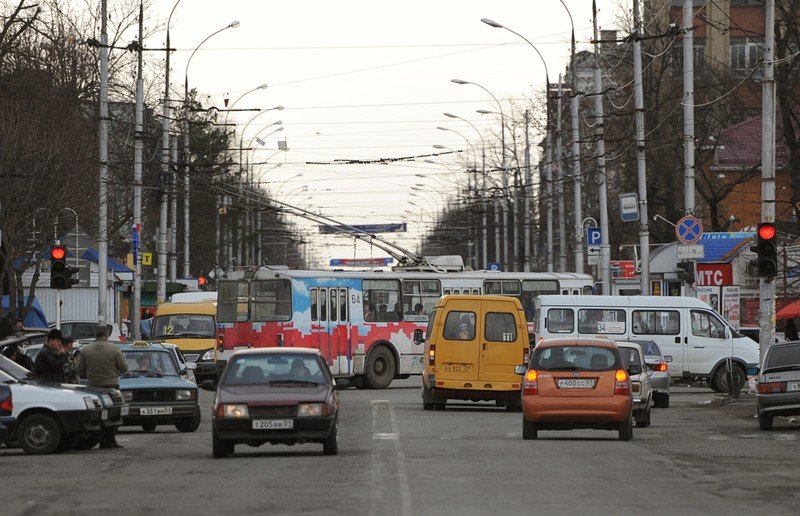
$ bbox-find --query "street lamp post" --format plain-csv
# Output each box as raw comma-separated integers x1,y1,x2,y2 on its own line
452,79,511,271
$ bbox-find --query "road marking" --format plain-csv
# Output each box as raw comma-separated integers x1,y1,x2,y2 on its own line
370,400,412,516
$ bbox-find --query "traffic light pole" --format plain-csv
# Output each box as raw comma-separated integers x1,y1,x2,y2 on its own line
759,0,777,361
98,0,109,324
682,0,696,299
132,0,144,339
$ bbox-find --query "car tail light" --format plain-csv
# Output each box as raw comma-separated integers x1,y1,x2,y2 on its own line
758,381,787,394
652,362,668,372
428,343,436,366
0,395,12,415
522,370,538,396
614,369,630,395
216,331,225,352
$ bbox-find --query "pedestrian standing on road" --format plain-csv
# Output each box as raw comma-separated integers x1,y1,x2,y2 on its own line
32,329,67,383
785,318,799,342
62,337,79,383
78,325,128,449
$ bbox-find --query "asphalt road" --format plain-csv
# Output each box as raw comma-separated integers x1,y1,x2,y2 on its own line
2,379,800,516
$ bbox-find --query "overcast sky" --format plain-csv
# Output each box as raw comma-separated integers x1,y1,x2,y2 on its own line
147,0,622,267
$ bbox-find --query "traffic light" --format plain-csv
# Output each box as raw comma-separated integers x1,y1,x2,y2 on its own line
751,222,778,277
198,275,208,289
676,261,695,284
50,245,79,289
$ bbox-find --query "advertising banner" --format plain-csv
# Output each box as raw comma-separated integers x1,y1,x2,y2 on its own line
722,286,740,330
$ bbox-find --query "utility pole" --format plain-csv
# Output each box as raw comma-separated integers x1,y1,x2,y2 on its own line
759,0,776,361
132,0,144,339
556,77,567,272
546,126,554,273
481,146,488,268
593,1,612,294
98,0,109,324
633,0,650,294
569,33,584,275
169,137,178,282
500,121,509,271
158,5,172,306
183,95,190,279
683,0,696,298
524,110,532,272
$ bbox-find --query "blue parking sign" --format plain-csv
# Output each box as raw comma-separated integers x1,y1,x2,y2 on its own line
586,227,601,246
487,262,502,271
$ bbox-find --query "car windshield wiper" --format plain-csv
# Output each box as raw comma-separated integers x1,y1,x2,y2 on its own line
763,364,800,374
267,379,319,386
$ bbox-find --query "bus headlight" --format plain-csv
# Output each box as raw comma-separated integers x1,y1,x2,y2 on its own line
201,349,216,361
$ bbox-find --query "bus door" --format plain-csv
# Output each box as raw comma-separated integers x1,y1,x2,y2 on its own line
328,288,350,375
310,288,330,359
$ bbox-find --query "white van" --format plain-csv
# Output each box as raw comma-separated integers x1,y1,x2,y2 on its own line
533,295,759,392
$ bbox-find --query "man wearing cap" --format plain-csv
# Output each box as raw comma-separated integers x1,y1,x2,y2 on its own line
78,325,128,448
32,329,68,383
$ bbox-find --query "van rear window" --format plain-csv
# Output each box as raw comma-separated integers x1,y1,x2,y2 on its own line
546,309,574,333
533,346,620,372
485,313,517,342
443,311,476,341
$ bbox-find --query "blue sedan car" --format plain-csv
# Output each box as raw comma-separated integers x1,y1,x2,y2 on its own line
117,342,201,433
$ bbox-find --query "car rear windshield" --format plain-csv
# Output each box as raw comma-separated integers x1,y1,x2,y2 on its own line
223,354,329,386
532,345,621,372
765,344,800,371
628,340,661,356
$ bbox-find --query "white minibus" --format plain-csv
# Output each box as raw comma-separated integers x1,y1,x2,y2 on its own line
533,295,759,392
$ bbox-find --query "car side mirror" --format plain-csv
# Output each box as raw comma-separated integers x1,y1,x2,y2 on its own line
628,365,642,376
724,327,731,340
186,362,197,371
199,379,216,391
514,365,527,375
334,377,350,390
413,329,424,345
746,366,759,376
663,355,673,363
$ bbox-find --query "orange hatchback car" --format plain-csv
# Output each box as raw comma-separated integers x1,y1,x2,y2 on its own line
517,339,635,441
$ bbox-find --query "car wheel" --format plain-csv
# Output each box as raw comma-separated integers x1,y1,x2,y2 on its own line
504,398,522,412
323,424,339,456
758,413,774,431
364,346,396,389
18,413,62,455
653,392,670,409
636,408,651,428
75,433,101,450
522,419,538,440
618,417,634,441
713,364,746,394
433,402,446,411
175,414,201,433
141,423,157,432
422,402,434,411
212,431,234,458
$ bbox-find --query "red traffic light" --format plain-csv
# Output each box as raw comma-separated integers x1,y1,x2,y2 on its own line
758,223,776,240
198,276,207,287
51,246,66,260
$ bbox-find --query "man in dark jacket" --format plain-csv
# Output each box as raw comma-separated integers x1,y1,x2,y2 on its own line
2,342,34,372
33,329,67,383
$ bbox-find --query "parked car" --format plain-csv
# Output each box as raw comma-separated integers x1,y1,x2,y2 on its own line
0,368,108,454
0,333,48,357
117,341,201,433
0,355,127,450
754,341,800,431
619,339,671,408
52,321,124,343
616,342,652,427
204,347,339,458
534,295,758,393
517,338,634,441
418,295,528,411
0,384,12,446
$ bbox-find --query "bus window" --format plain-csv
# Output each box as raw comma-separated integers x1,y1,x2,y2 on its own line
320,289,327,321
471,289,480,295
521,280,558,323
402,280,440,322
218,280,249,323
311,289,318,322
339,288,348,321
330,290,338,322
484,280,521,297
250,280,292,322
444,289,452,295
363,279,401,322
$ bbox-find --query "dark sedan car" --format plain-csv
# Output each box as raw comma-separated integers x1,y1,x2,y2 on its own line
204,348,339,458
755,341,800,430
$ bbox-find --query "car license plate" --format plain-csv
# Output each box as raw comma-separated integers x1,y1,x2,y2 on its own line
101,409,108,420
557,378,595,389
139,407,173,416
789,382,800,391
252,419,294,430
440,363,473,373
121,406,130,416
